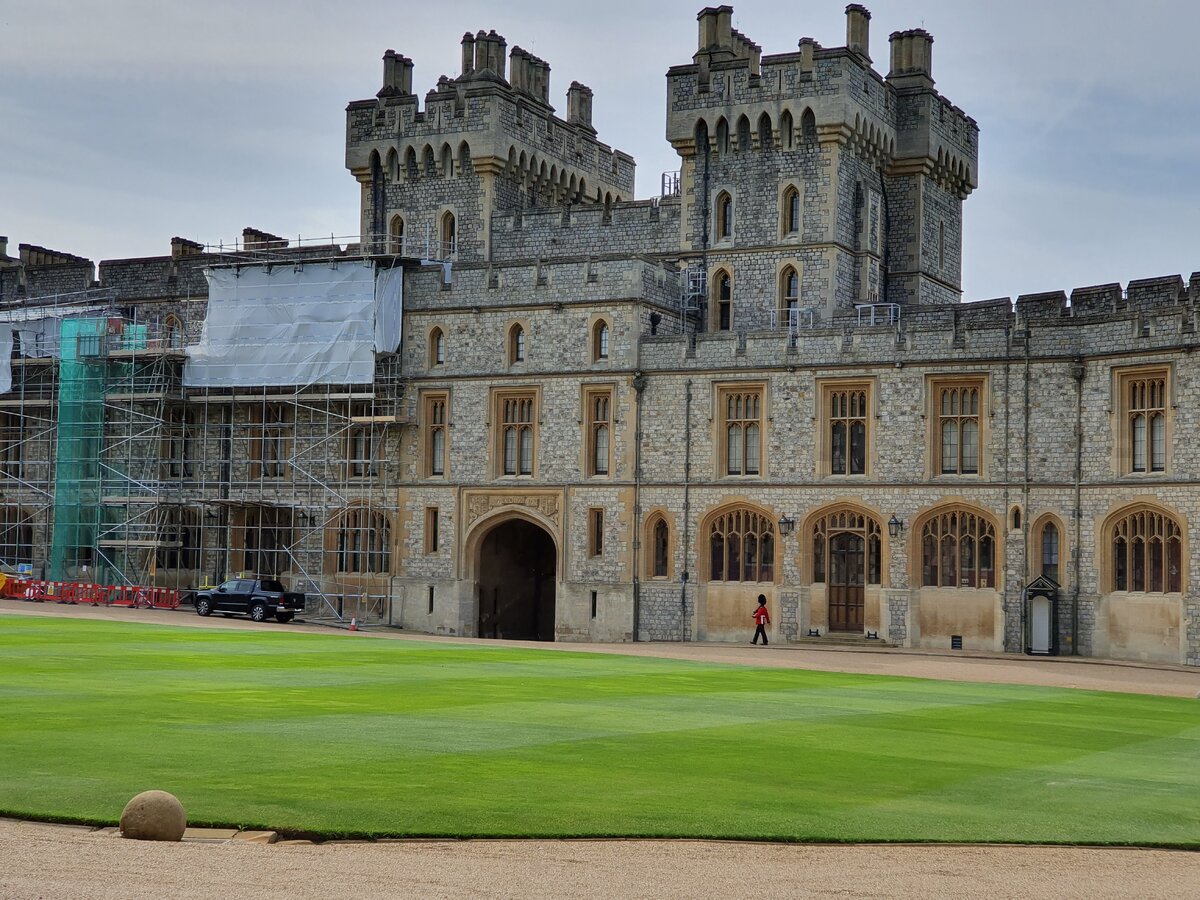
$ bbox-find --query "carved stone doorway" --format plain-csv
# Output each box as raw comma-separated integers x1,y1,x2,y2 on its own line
476,519,556,641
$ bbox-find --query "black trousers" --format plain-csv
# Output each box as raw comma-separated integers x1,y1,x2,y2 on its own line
752,624,768,645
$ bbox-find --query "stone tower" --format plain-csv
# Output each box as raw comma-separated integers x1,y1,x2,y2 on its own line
345,34,634,263
665,5,978,328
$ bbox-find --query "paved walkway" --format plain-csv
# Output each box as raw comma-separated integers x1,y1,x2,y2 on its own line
4,598,1199,698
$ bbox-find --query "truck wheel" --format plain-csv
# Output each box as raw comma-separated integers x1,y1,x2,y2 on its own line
249,602,267,623
196,598,212,617
275,612,294,624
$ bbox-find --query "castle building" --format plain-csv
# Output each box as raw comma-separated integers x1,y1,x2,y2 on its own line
2,6,1199,666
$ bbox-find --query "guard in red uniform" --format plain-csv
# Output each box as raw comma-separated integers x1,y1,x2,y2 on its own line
752,594,770,645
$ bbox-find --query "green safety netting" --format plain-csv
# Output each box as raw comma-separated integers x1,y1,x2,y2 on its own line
48,319,107,582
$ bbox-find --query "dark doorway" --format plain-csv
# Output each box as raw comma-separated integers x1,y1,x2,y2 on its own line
476,519,556,641
828,532,865,631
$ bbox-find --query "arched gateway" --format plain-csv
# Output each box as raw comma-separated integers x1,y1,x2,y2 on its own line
474,518,557,641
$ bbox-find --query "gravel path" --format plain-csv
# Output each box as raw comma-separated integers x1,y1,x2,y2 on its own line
2,820,1198,900
3,600,1198,898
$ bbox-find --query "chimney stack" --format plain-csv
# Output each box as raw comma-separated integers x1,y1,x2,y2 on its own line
566,82,595,133
378,49,414,97
471,30,508,81
845,4,871,61
888,29,934,84
0,236,7,259
170,237,203,259
697,5,734,52
461,32,476,77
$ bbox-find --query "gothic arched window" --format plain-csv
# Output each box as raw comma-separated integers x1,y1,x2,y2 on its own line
1108,507,1183,593
919,508,998,589
707,508,776,583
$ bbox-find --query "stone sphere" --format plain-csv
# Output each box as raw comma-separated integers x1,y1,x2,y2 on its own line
119,790,187,841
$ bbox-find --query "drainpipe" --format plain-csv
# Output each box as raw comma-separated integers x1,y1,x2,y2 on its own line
1003,321,1013,645
699,134,711,333
1071,357,1086,655
632,370,647,641
1022,327,1032,650
876,162,891,304
681,379,694,640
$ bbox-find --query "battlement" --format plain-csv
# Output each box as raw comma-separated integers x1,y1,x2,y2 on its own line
666,4,977,189
490,197,682,263
0,239,97,305
636,271,1200,373
403,255,684,315
346,28,634,207
17,244,92,268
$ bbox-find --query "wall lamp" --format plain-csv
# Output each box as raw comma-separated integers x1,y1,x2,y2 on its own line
888,515,905,538
778,515,796,536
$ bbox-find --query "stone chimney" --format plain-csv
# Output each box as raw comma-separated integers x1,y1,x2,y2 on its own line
566,82,595,134
510,47,529,92
846,4,871,61
461,32,476,77
798,37,817,74
378,49,414,97
0,236,7,259
242,228,288,251
532,57,550,104
888,29,934,84
697,6,734,53
472,30,507,80
170,237,203,259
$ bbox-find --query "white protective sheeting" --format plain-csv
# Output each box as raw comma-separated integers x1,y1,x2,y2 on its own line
374,265,403,354
185,261,400,388
15,317,63,358
0,329,11,394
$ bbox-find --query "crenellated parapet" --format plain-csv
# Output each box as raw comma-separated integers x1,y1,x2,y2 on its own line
662,4,978,322
635,271,1200,374
346,28,635,261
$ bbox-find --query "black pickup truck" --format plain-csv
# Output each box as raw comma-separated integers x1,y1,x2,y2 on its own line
193,578,306,623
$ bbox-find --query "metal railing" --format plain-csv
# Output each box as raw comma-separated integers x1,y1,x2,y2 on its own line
855,303,901,326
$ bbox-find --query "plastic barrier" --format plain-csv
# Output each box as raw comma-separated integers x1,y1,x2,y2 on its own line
4,577,184,611
22,580,47,602
3,578,29,598
106,585,137,608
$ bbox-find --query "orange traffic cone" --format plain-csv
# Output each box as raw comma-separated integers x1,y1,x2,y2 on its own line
349,617,358,632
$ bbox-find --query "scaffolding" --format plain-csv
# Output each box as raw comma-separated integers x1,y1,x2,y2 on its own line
6,238,410,626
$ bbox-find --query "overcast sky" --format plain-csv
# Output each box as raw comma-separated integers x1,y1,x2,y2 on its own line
2,0,1196,301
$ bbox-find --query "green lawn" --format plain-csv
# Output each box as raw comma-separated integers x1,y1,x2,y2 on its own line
1,615,1198,845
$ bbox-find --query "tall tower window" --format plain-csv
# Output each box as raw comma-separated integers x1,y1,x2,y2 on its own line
429,327,445,368
509,324,526,364
592,320,610,361
782,187,800,235
441,212,456,256
716,192,732,241
780,267,799,314
388,215,405,254
712,270,732,332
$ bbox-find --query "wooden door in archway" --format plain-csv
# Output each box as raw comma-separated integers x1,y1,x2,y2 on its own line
828,532,865,631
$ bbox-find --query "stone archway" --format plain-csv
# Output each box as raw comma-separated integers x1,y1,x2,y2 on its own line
475,518,557,641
